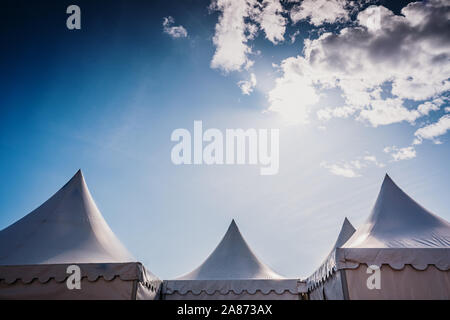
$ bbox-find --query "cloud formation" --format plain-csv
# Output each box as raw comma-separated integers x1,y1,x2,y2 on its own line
210,0,286,72
320,161,360,178
268,1,450,125
237,73,257,95
163,16,188,38
414,114,450,144
320,153,385,178
384,146,417,161
257,0,287,44
210,0,256,72
290,0,350,26
206,0,449,177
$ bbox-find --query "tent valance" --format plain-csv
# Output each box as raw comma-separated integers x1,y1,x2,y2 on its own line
164,279,303,296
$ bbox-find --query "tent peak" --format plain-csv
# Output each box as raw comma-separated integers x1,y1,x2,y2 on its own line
228,219,238,230
67,169,84,184
343,216,352,226
0,170,134,265
343,175,450,248
382,173,395,186
176,220,285,280
335,218,356,249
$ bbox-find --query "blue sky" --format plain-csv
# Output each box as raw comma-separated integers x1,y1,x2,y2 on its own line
0,0,449,278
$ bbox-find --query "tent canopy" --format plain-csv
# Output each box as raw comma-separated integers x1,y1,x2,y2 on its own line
343,174,450,249
0,170,134,265
177,219,284,280
337,174,450,270
307,217,356,289
0,170,160,299
165,220,302,298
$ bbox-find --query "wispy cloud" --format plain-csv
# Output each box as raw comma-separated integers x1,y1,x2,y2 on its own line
320,161,360,178
163,16,188,38
384,146,417,161
414,115,450,145
320,153,385,178
237,73,257,95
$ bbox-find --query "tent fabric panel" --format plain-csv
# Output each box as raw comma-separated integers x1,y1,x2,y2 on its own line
345,264,450,300
0,277,134,300
136,281,161,300
164,291,299,300
163,279,302,295
309,286,324,300
336,248,450,271
308,271,345,300
0,262,160,287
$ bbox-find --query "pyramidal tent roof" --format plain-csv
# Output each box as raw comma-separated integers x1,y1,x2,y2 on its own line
0,170,135,265
177,220,284,280
330,218,357,251
336,174,450,271
306,218,356,289
343,174,450,249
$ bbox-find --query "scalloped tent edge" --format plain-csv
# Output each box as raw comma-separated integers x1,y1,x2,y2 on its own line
306,217,356,290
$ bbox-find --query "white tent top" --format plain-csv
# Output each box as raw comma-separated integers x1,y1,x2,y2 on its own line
336,174,450,271
177,220,284,280
343,174,450,249
164,220,304,296
0,170,135,265
306,218,356,289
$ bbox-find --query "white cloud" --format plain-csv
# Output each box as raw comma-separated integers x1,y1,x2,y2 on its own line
325,96,444,127
257,0,286,44
363,155,385,168
210,0,288,72
317,105,358,121
163,16,188,38
357,98,421,127
290,0,350,26
384,146,417,161
267,57,319,124
320,153,384,177
414,114,450,144
210,0,257,72
290,30,300,44
237,73,257,95
445,107,450,113
320,161,360,178
417,100,441,115
269,1,450,126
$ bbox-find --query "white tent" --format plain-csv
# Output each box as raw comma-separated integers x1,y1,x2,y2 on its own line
0,170,161,300
163,220,305,300
311,174,450,300
307,218,356,300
